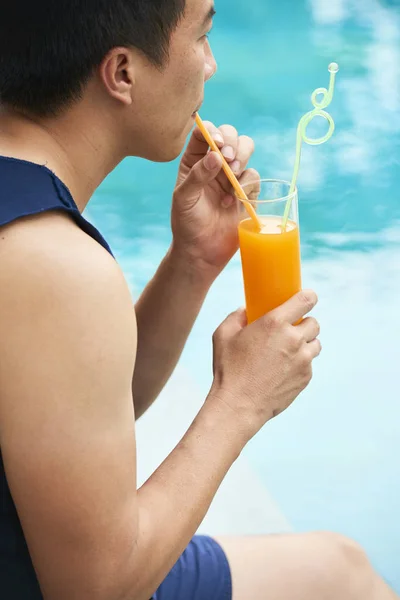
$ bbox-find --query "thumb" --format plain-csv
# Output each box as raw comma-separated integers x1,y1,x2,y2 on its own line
179,152,223,197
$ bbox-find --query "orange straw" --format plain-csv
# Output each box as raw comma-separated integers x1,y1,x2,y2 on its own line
195,114,261,231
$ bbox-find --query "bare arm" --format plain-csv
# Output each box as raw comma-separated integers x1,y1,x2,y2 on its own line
0,214,242,600
132,121,257,419
133,247,213,419
0,213,319,600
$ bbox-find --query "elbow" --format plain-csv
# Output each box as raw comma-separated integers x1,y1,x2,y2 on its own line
92,547,158,600
91,548,152,600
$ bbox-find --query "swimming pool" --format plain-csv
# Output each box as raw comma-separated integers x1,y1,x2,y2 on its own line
88,0,400,590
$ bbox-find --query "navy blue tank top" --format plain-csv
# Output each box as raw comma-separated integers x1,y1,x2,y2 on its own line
0,155,114,598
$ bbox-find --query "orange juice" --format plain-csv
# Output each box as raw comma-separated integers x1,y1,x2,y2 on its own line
238,216,302,324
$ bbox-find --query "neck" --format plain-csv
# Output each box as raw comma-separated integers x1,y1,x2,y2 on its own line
0,101,124,212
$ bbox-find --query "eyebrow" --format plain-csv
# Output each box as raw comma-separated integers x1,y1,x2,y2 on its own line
202,5,216,27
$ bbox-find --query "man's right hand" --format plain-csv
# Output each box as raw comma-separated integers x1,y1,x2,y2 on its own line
209,290,321,441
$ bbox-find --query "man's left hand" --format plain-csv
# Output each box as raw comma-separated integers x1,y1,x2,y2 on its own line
171,121,259,280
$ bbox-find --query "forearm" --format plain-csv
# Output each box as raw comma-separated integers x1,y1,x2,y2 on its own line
132,398,247,600
133,245,215,418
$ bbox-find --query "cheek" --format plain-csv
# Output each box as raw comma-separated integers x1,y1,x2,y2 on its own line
176,51,206,94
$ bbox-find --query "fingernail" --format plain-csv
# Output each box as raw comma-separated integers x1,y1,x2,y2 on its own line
221,146,235,160
230,160,241,174
214,133,224,145
205,152,220,170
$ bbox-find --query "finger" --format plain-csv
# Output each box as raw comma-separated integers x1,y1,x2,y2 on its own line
223,168,261,212
268,290,318,325
239,168,261,200
308,338,322,359
192,121,224,147
175,151,223,205
215,307,248,341
218,124,239,163
183,121,224,170
297,317,320,343
229,135,255,176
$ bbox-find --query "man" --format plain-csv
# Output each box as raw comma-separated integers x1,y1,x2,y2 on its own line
0,1,396,599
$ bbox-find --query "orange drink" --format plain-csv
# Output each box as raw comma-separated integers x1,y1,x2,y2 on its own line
237,179,302,324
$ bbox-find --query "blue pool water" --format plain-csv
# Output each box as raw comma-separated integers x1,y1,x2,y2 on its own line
87,0,400,590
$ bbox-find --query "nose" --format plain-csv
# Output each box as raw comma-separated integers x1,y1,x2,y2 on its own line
204,41,217,82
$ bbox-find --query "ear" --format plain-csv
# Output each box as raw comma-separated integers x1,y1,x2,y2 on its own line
99,47,136,106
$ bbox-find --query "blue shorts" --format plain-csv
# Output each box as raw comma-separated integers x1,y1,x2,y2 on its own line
153,536,232,600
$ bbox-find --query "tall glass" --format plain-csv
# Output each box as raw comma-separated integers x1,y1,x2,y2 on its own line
237,179,302,324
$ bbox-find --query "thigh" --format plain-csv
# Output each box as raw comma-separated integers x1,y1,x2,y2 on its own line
214,532,374,600
153,535,232,600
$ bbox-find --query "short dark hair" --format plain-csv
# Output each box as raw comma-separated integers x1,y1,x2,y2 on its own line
0,0,185,117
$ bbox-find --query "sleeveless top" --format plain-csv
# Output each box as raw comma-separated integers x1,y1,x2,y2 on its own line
0,155,114,598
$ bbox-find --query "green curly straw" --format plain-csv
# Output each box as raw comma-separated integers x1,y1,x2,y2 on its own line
281,62,340,231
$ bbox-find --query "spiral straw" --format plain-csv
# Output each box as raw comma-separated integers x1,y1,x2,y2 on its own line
281,62,339,231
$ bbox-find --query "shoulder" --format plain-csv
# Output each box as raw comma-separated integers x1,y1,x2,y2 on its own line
0,209,114,271
0,210,137,395
0,210,131,304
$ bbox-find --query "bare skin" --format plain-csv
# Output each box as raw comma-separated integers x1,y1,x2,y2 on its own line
216,534,398,600
0,0,397,599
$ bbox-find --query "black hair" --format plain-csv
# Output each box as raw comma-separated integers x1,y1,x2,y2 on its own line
0,0,186,117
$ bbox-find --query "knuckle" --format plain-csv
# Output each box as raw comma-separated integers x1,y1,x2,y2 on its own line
298,290,318,312
194,163,205,179
239,135,255,153
300,347,313,369
240,169,261,201
189,171,203,187
310,317,321,336
245,167,260,180
185,163,203,184
241,168,260,186
309,339,322,358
264,313,283,331
197,121,217,139
315,320,321,337
219,124,237,138
289,329,303,350
203,120,215,130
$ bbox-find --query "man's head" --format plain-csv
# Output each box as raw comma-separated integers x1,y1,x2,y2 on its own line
0,0,217,161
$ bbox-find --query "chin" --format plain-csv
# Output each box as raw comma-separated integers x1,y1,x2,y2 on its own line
129,119,194,162
141,145,182,163
159,143,185,162
145,131,192,163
